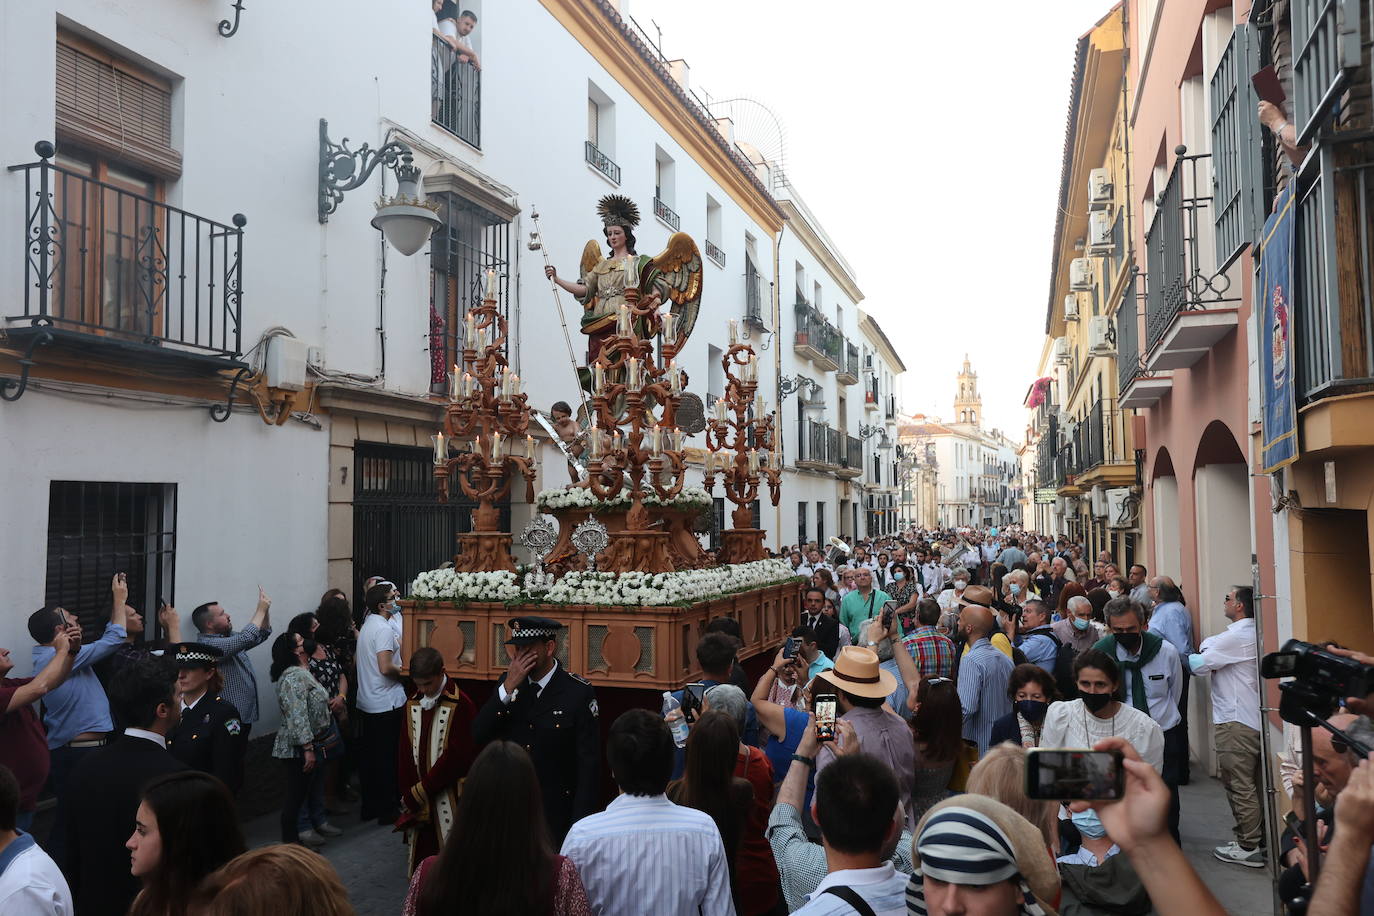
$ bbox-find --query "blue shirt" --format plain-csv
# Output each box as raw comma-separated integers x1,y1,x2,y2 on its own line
957,638,1014,755
764,706,816,808
1148,601,1195,657
997,547,1027,568
807,651,836,681
198,623,271,724
33,622,126,748
1057,843,1121,866
1018,629,1059,673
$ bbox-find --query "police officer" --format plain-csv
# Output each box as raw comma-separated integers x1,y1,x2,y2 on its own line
167,643,246,793
472,617,599,842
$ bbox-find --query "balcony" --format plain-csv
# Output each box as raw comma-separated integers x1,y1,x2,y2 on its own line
837,342,859,385
1118,271,1173,409
653,196,680,231
1143,151,1240,372
864,379,879,412
584,140,620,185
432,34,481,148
704,239,725,267
796,418,840,470
836,434,864,479
793,300,840,370
885,394,896,420
7,151,247,373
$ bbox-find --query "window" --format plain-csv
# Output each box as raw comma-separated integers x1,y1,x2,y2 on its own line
46,481,177,636
653,147,678,229
816,501,826,546
585,82,618,183
705,196,724,266
587,98,600,146
798,502,808,545
428,191,513,390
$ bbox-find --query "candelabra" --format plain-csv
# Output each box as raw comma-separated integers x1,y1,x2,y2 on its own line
431,271,537,572
703,322,782,563
580,260,689,572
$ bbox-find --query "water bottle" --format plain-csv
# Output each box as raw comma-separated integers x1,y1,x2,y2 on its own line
662,691,689,748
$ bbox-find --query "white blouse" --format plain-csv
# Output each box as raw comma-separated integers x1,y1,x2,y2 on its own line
1038,698,1165,772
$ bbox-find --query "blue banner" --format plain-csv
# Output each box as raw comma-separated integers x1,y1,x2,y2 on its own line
1259,184,1297,473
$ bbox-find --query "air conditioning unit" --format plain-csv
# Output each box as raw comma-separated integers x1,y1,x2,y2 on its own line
1064,294,1080,321
1053,337,1070,364
1107,487,1137,529
1090,485,1109,518
1088,211,1113,254
1088,316,1114,356
1070,258,1093,291
1088,168,1113,208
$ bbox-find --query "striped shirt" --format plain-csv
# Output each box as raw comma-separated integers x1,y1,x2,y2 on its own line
560,793,734,916
198,623,271,724
957,638,1013,754
901,626,956,679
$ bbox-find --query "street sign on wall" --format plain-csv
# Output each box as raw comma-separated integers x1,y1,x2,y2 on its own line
1034,488,1057,504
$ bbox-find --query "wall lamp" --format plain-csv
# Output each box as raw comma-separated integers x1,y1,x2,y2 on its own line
779,374,822,408
317,118,440,255
859,424,894,451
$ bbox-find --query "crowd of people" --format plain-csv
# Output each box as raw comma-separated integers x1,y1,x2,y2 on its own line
4,527,1374,913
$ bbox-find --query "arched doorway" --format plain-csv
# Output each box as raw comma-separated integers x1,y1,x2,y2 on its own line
1151,448,1183,582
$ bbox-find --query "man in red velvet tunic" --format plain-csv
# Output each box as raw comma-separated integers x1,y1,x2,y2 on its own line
394,646,476,874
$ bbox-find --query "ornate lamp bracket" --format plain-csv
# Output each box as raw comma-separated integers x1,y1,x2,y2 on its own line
318,118,416,223
209,366,252,422
778,374,819,402
0,329,53,403
218,1,245,38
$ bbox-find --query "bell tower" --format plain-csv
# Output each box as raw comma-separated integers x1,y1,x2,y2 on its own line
953,355,982,427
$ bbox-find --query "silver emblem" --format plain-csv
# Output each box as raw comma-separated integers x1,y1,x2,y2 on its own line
519,514,559,594
571,517,609,573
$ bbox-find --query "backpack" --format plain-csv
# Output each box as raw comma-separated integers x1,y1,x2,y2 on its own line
1027,626,1078,699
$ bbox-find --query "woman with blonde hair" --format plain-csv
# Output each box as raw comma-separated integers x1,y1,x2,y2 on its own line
189,845,353,915
965,742,1058,853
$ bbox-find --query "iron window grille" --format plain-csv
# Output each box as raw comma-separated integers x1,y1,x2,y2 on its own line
432,34,481,148
10,151,244,359
1209,24,1269,270
45,481,177,638
1143,151,1240,351
653,196,680,230
704,238,725,267
352,442,507,607
744,256,763,325
584,141,621,185
429,192,512,391
1117,272,1142,390
1290,0,1363,144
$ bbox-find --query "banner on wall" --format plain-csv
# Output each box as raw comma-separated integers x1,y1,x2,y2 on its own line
1259,184,1298,473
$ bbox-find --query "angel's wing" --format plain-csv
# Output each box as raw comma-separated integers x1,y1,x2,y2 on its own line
651,232,703,349
579,240,602,278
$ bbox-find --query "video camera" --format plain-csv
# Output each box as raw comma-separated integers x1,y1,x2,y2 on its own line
1261,638,1374,721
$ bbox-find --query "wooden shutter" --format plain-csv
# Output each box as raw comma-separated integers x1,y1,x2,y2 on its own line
55,33,181,178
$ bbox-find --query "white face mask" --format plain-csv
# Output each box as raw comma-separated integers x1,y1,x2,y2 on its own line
1107,589,1121,598
954,580,967,590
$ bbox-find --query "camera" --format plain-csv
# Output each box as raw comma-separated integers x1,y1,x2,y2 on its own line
1262,639,1374,720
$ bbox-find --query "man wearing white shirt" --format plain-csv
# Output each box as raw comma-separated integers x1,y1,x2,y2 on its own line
355,583,408,825
0,763,71,915
1190,586,1264,868
562,709,731,916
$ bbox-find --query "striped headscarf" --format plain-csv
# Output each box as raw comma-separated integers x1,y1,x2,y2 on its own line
906,805,1048,916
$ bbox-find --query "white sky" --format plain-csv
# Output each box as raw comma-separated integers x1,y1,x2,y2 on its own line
630,0,1118,438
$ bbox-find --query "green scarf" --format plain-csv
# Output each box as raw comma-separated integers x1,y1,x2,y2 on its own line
1092,632,1163,715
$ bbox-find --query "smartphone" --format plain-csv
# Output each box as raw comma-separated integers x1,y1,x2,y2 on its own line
1024,748,1125,801
814,693,838,743
782,637,799,660
880,607,894,634
899,610,917,635
684,682,706,721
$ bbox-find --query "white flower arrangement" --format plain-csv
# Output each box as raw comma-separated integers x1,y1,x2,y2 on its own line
534,485,713,513
407,557,799,608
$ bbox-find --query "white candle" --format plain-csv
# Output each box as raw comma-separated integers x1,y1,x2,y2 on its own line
668,361,682,395
618,305,630,335
485,269,497,300
673,427,684,451
663,312,675,341
755,393,765,418
449,367,461,402
492,431,503,458
748,449,759,472
464,313,477,349
651,425,662,456
589,426,601,460
432,432,446,466
463,373,473,398
594,363,606,393
525,435,535,461
729,320,739,345
715,398,727,422
628,357,641,388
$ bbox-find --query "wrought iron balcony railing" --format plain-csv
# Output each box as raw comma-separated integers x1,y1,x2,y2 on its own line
704,238,725,266
584,140,620,184
9,149,245,360
1291,0,1363,143
1117,272,1141,390
432,34,481,147
1143,150,1239,351
843,434,863,471
798,418,840,466
653,196,680,230
845,343,860,378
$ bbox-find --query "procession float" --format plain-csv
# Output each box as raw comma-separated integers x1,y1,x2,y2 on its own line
400,196,799,693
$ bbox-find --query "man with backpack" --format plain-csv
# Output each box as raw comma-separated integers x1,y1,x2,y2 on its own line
1014,597,1077,699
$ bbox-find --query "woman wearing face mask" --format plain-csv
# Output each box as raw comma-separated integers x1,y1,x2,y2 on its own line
1039,649,1165,772
270,631,333,845
988,665,1060,749
1105,574,1128,599
935,567,970,615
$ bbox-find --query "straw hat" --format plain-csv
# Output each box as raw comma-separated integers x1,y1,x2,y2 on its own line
816,646,897,699
958,584,997,610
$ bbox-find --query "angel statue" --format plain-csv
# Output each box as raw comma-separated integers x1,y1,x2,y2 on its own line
544,194,703,376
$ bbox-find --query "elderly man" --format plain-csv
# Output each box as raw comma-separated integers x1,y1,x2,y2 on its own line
1146,576,1194,659
1054,594,1104,654
1190,586,1262,867
1094,597,1185,841
839,568,891,642
956,604,1014,754
1013,597,1059,675
1045,556,1071,609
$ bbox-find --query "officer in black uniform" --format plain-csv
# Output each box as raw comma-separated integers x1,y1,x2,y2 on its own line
472,616,599,842
167,642,247,793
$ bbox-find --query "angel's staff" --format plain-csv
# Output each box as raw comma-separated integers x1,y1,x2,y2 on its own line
526,207,591,420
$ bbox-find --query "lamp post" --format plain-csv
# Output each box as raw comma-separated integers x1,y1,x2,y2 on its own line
317,119,440,255
703,338,781,563
432,275,537,572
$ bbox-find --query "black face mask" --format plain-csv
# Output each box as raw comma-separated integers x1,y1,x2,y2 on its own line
1016,699,1049,722
1082,691,1113,713
1115,632,1143,653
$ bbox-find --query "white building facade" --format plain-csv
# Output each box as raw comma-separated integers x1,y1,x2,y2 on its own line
0,0,904,724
